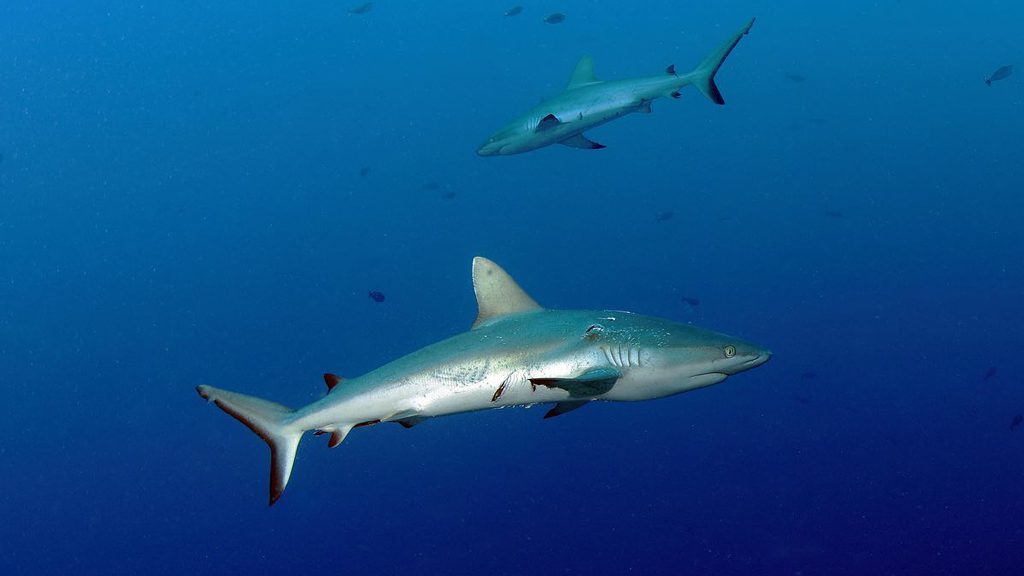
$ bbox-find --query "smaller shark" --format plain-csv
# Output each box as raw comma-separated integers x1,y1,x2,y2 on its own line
197,257,770,505
478,18,755,156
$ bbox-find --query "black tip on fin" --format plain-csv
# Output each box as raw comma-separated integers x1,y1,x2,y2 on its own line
544,400,589,419
269,473,285,506
666,64,676,76
536,113,562,132
708,83,725,105
670,91,681,99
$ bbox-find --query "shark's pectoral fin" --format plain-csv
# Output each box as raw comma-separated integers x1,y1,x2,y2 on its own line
530,367,620,398
544,400,589,419
559,134,606,150
536,113,562,132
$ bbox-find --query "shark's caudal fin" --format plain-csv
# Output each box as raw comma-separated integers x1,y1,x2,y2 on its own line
689,18,755,105
197,385,303,506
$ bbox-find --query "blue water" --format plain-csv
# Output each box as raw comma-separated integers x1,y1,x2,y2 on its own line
2,1,1022,574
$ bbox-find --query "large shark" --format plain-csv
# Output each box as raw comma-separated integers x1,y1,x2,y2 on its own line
197,257,771,504
477,18,755,156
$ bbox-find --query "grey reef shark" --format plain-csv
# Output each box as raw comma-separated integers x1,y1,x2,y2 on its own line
198,257,771,505
478,18,756,155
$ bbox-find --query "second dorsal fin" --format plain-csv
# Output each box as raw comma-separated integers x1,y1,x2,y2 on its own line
471,257,542,329
323,373,344,391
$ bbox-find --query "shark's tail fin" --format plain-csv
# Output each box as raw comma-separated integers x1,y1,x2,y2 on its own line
689,18,755,105
197,385,302,506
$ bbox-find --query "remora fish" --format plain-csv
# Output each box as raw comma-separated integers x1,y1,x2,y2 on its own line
477,18,755,156
197,257,771,504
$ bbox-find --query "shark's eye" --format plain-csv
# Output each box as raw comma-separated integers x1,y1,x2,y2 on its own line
584,324,605,340
723,345,736,358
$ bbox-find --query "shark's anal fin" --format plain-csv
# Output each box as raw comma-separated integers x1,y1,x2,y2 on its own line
559,134,606,149
328,424,355,448
544,400,589,419
471,257,543,329
536,113,562,132
530,367,620,398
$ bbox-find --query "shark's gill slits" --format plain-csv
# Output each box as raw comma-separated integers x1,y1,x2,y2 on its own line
603,345,641,367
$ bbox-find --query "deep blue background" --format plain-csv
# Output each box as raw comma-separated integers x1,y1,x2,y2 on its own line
2,1,1022,574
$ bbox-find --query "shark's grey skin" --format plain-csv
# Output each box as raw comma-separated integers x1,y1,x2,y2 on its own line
478,18,755,156
197,257,770,505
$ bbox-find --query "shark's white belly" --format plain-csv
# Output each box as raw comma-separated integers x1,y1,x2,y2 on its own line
303,364,571,428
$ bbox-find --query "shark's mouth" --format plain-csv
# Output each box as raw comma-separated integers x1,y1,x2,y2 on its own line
691,354,770,379
723,354,771,375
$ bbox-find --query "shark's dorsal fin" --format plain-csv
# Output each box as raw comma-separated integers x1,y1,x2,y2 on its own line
323,373,344,391
472,257,542,329
566,54,598,89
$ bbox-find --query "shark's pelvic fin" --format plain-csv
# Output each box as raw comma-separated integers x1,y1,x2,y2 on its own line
396,416,427,429
544,400,589,419
560,134,606,149
196,385,303,506
566,54,599,89
689,17,755,105
530,367,621,398
471,257,542,329
536,113,561,132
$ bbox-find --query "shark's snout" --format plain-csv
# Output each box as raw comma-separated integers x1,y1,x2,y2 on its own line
477,138,502,156
719,348,771,375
